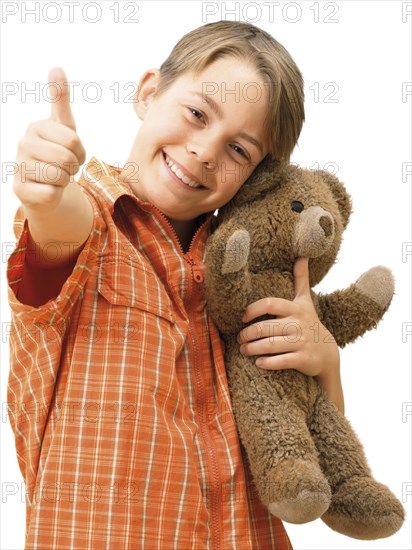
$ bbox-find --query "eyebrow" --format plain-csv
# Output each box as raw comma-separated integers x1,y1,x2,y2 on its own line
191,91,264,155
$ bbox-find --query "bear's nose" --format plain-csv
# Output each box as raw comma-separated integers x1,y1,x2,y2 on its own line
319,215,333,237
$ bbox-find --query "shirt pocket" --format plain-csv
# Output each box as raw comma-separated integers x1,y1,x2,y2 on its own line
96,255,175,324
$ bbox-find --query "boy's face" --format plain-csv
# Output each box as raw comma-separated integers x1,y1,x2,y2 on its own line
121,57,270,222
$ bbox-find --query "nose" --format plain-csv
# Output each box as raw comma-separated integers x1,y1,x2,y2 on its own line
186,136,218,170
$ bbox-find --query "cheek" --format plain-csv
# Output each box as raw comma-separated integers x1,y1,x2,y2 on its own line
219,162,249,188
217,179,244,206
142,106,180,139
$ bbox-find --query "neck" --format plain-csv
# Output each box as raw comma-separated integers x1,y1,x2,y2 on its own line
167,217,197,253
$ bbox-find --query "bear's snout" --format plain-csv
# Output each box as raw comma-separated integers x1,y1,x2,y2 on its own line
293,207,335,258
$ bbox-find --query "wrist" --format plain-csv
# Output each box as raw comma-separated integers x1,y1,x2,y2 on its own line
315,347,344,414
315,363,340,388
317,341,341,381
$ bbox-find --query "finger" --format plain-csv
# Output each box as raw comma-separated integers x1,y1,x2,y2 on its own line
293,256,311,299
19,136,80,181
13,161,67,205
48,67,76,131
238,317,302,344
238,319,281,344
255,352,300,371
239,336,298,357
28,119,86,167
14,158,70,187
242,296,297,323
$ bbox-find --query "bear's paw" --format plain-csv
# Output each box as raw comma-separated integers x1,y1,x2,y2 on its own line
354,266,395,310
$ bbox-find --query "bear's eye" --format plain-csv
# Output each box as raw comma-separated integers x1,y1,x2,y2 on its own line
291,201,304,213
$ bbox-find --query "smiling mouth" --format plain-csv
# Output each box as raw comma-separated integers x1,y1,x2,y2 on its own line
163,152,204,189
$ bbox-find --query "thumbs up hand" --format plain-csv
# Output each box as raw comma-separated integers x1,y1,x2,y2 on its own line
14,67,86,212
236,257,341,400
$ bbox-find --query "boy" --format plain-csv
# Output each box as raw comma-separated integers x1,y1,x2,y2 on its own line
8,20,342,549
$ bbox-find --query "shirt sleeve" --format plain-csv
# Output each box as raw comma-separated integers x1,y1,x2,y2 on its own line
15,226,86,308
6,187,106,323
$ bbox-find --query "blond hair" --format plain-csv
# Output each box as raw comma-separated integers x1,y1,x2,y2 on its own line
156,20,305,163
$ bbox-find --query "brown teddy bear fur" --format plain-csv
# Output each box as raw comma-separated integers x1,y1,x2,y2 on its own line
204,156,405,540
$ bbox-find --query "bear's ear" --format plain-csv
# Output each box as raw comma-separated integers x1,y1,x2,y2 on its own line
317,169,353,228
229,154,286,207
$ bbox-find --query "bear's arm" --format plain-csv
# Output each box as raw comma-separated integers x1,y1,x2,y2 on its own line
314,275,393,348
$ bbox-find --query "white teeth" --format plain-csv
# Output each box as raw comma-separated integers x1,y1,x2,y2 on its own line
165,155,201,188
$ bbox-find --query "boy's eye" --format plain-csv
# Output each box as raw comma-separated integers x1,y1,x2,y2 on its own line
231,144,248,159
189,108,205,123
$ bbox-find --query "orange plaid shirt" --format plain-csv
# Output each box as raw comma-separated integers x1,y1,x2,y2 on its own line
7,157,292,549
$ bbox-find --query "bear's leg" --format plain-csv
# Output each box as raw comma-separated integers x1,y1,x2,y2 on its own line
264,400,332,524
310,394,405,540
228,353,331,524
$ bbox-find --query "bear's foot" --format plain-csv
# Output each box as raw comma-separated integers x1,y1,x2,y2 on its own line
322,476,405,540
267,458,331,524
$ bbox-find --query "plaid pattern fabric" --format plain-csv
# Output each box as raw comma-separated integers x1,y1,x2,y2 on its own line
7,157,292,549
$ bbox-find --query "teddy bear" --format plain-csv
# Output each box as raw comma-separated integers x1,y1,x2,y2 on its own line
204,155,405,540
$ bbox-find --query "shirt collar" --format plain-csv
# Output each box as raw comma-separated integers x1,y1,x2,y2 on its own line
78,156,137,215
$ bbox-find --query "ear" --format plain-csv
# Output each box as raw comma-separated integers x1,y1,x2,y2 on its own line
317,169,353,229
134,68,161,120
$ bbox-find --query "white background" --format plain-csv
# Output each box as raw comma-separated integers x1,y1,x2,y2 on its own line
1,1,411,549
